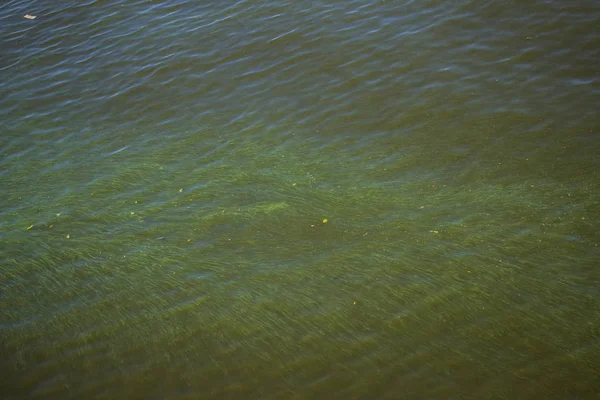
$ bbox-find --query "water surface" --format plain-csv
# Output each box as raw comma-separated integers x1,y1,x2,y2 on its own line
1,0,599,399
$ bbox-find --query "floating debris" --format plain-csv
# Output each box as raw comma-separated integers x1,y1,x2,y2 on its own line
24,14,36,20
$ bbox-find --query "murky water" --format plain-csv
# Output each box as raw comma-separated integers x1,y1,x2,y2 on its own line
1,1,599,399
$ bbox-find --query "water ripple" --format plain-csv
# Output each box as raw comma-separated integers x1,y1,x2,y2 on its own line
1,0,599,398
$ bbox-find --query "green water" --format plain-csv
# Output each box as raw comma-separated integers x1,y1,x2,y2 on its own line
1,1,599,399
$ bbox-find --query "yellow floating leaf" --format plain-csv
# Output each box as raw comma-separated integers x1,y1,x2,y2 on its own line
322,218,328,224
179,188,183,193
26,225,34,231
66,234,71,239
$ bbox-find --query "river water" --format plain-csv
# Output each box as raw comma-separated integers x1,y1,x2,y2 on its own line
1,1,599,399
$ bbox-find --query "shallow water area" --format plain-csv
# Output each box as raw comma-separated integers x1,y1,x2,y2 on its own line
1,0,599,399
